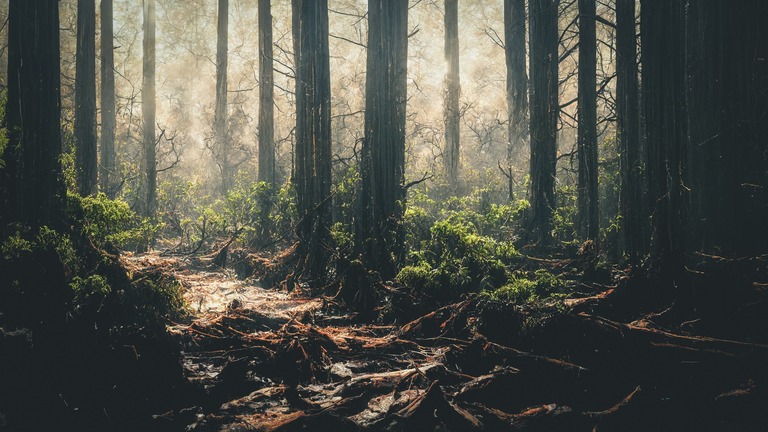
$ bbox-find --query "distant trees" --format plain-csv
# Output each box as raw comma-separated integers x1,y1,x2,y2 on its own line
526,0,559,245
258,0,276,187
100,0,117,197
1,0,64,228
504,0,527,202
142,0,157,217
214,0,232,194
75,0,98,197
443,0,460,186
293,0,333,282
576,0,598,243
359,0,409,278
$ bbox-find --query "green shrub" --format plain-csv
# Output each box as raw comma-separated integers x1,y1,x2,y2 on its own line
397,220,520,298
122,278,185,327
70,193,160,250
71,274,112,314
483,269,568,304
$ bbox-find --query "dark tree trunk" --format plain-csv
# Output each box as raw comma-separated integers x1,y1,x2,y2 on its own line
716,2,768,257
100,0,116,197
258,0,275,187
293,0,332,283
685,1,768,257
641,0,687,287
684,0,720,255
616,0,642,264
526,0,559,246
443,0,460,186
504,0,527,202
2,0,64,228
75,0,98,196
215,0,231,194
142,0,157,217
359,0,408,279
577,0,598,242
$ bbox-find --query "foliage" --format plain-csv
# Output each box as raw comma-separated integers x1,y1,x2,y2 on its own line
397,220,519,298
70,274,112,314
121,277,186,327
481,269,568,304
553,184,579,247
71,192,160,250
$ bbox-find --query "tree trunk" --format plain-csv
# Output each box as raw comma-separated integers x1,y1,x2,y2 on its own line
640,0,687,287
443,0,460,186
526,0,559,246
685,1,768,257
577,0,598,242
616,0,642,264
258,0,275,187
293,0,332,283
716,2,768,257
100,0,116,197
75,0,98,196
504,0,527,202
359,0,408,279
142,0,157,217
2,0,64,228
215,0,231,194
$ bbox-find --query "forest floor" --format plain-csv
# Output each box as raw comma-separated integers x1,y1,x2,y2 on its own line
128,252,768,432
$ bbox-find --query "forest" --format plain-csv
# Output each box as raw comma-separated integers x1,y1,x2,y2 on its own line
0,0,767,431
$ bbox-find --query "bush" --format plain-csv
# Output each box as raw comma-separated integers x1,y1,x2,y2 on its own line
482,269,568,304
397,220,520,298
70,192,160,250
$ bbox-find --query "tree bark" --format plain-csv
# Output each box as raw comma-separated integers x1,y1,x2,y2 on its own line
443,0,460,186
258,0,275,187
215,0,231,194
2,0,64,228
293,0,333,283
577,0,598,242
641,0,687,287
504,0,527,202
142,0,157,217
100,0,116,197
75,0,98,196
526,0,559,246
685,1,768,257
616,0,642,264
359,0,408,279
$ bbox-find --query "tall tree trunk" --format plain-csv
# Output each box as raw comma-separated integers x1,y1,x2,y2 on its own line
504,0,527,202
215,0,231,194
577,0,598,242
142,0,156,217
258,0,275,187
75,0,98,196
616,0,642,264
684,0,720,255
2,0,64,228
100,0,116,197
641,0,687,287
717,2,768,257
360,0,408,279
443,0,460,186
526,0,559,246
293,0,332,283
